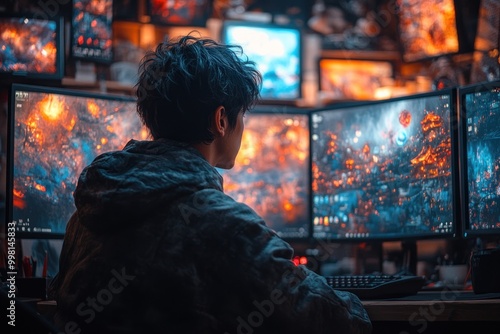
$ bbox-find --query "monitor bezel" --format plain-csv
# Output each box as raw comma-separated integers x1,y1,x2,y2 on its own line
309,88,461,243
6,83,140,239
458,80,500,239
0,13,65,81
70,0,114,64
220,20,303,106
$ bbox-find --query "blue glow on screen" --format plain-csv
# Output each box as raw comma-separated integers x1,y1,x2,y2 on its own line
223,24,301,101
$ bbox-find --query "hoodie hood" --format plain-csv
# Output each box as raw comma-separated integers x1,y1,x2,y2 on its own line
73,139,223,233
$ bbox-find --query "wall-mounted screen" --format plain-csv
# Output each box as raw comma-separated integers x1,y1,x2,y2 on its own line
71,0,114,63
221,20,302,104
397,0,459,62
318,58,394,101
148,0,211,27
0,14,64,80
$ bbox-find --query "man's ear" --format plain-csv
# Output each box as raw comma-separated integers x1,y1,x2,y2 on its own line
214,106,226,137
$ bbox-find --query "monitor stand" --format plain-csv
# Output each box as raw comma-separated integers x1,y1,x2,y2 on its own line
400,240,418,276
355,241,384,275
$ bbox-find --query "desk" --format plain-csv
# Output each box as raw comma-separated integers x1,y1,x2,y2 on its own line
37,293,500,333
362,291,500,334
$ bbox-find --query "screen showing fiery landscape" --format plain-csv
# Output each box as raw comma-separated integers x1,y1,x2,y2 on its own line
0,17,59,77
397,0,459,62
10,87,149,236
319,58,393,101
311,91,457,240
219,112,310,239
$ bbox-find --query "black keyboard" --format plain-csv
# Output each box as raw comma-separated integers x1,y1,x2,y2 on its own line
325,274,427,300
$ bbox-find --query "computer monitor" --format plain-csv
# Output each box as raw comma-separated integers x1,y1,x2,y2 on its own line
459,80,500,238
220,20,302,105
71,0,114,64
6,84,149,239
397,0,460,62
311,89,459,242
0,14,64,80
217,107,311,240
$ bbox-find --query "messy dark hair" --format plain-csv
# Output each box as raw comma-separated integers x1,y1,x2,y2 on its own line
136,33,262,143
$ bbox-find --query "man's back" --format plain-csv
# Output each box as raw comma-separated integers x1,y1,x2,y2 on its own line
50,139,371,333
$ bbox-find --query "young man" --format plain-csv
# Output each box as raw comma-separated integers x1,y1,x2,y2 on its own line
50,34,372,334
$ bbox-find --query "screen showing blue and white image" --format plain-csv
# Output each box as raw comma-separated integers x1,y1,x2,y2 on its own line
222,22,302,101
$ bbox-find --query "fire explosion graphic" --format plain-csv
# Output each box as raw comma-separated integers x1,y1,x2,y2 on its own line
12,90,149,234
220,113,310,238
0,18,58,74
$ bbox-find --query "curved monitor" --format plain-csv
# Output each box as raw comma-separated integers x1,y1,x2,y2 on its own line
459,80,500,238
311,89,460,241
6,84,149,239
217,107,311,240
221,20,302,105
